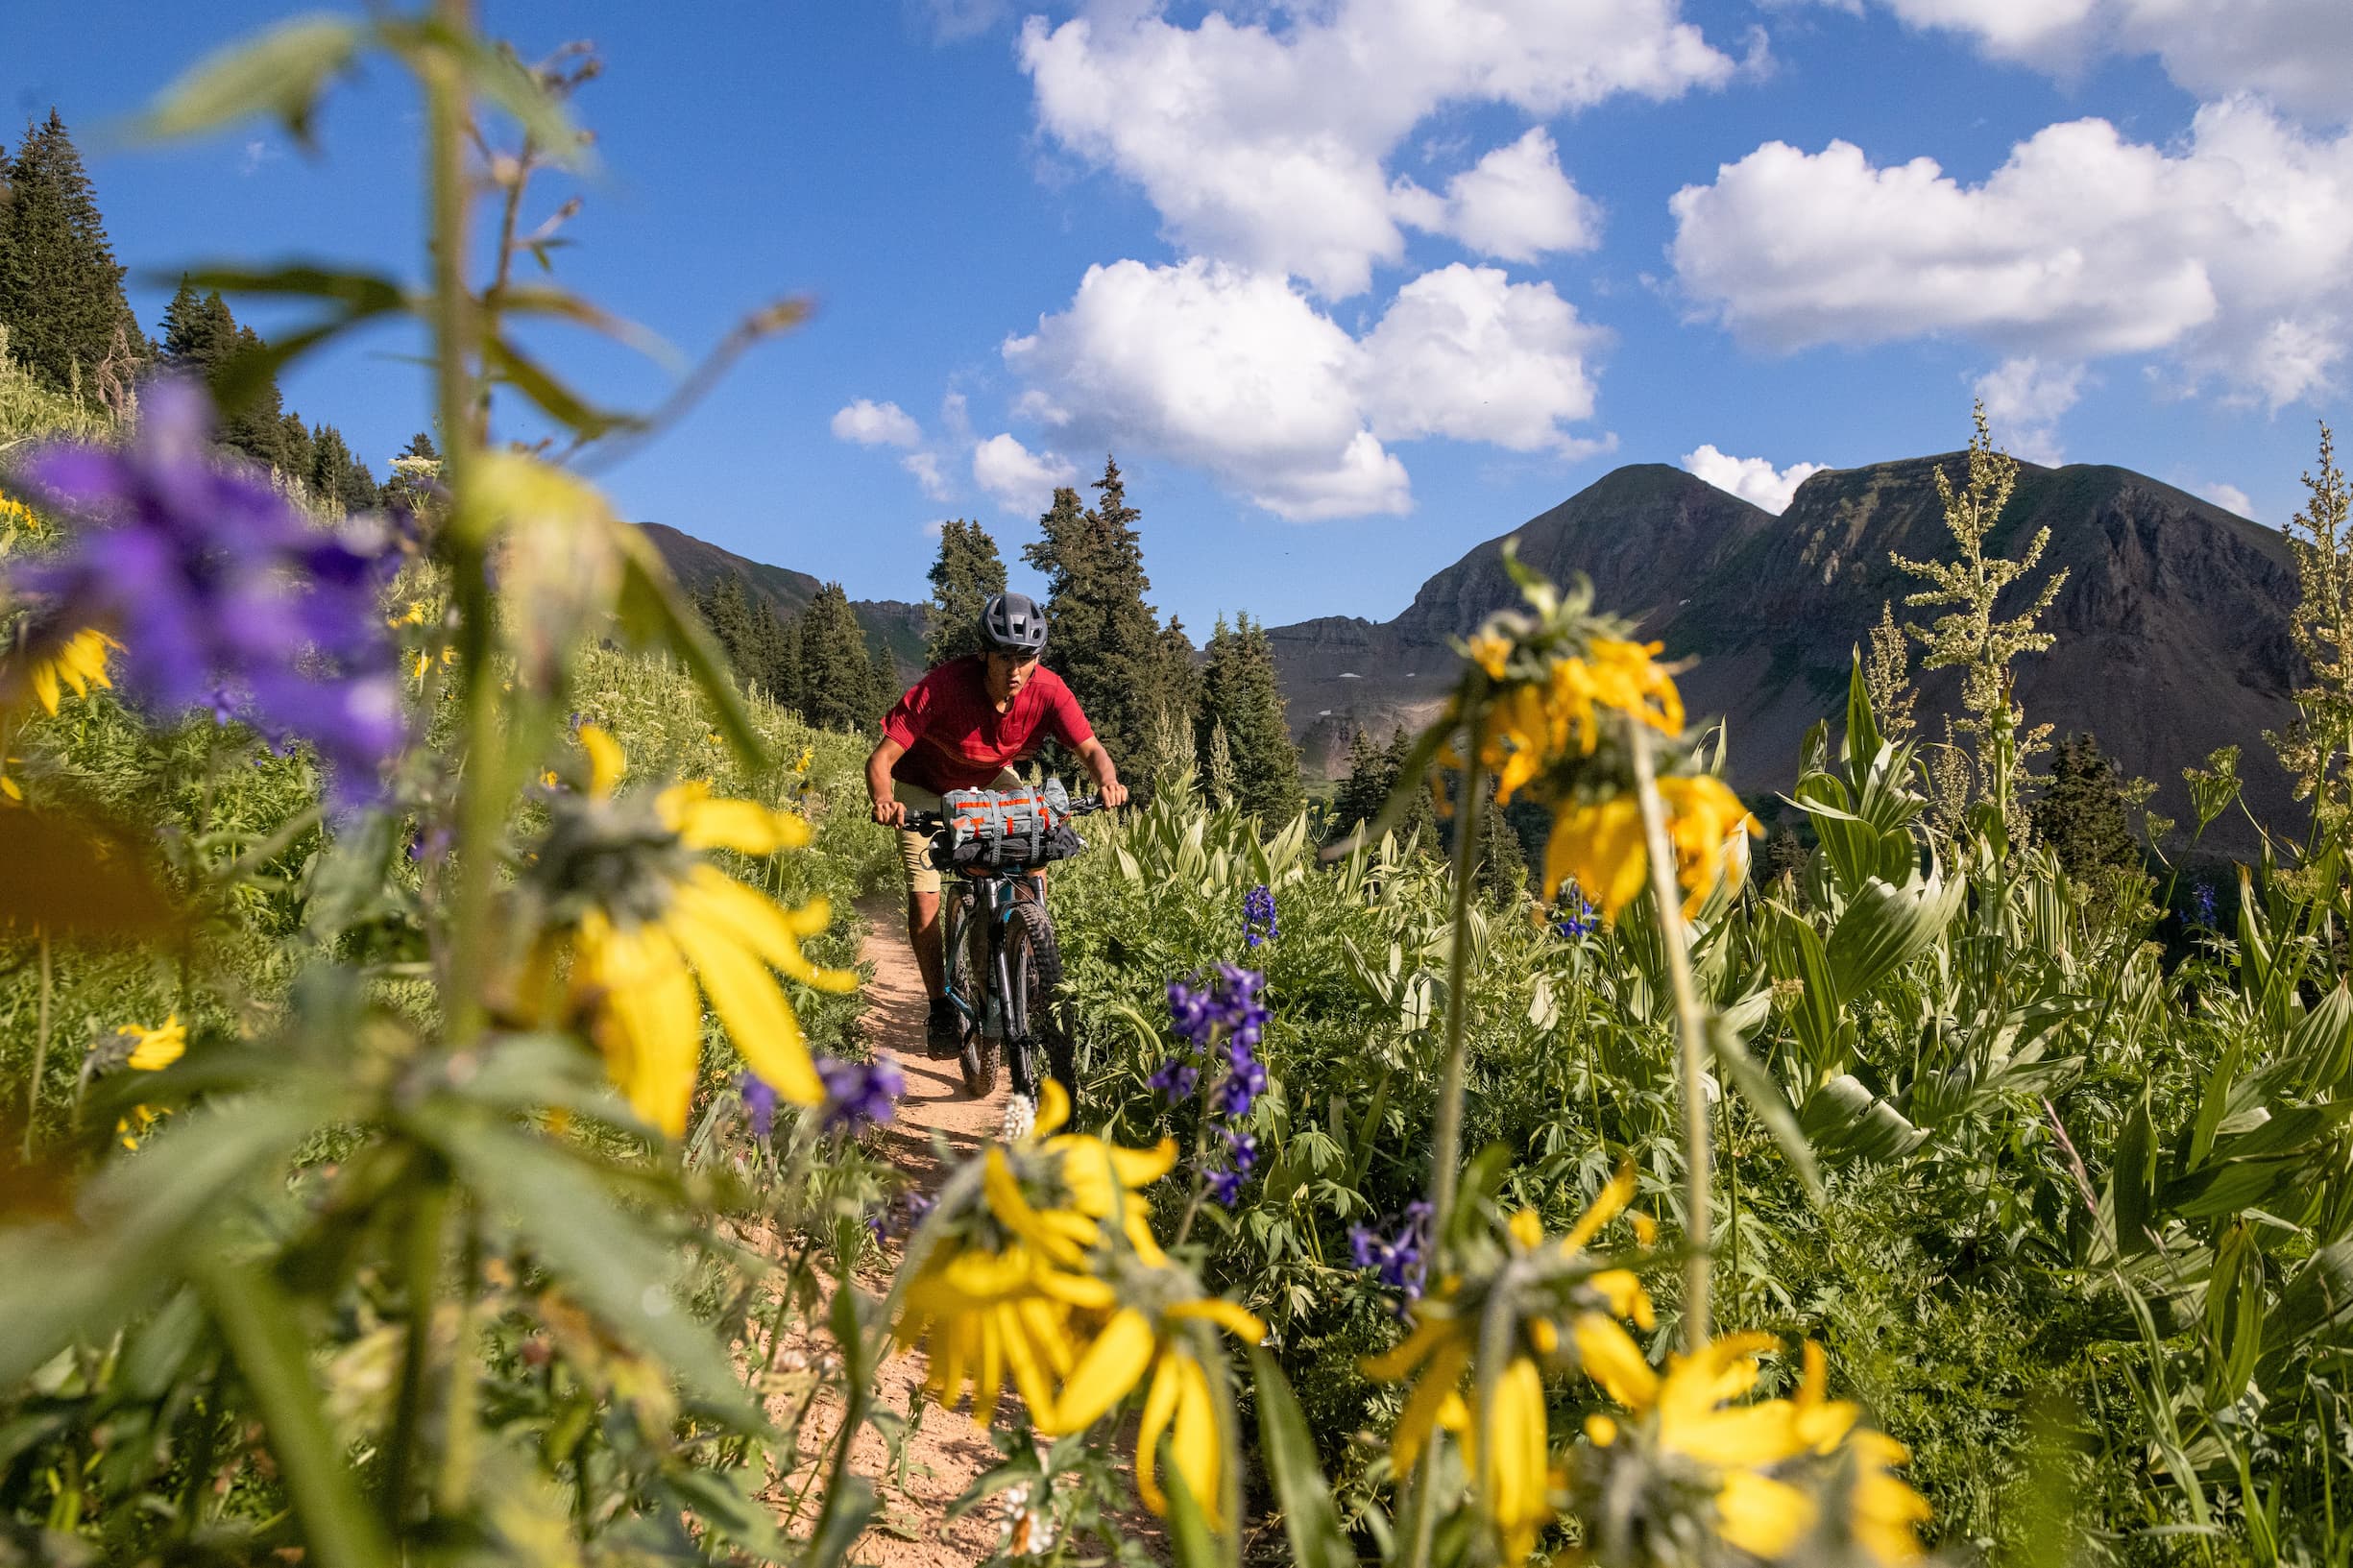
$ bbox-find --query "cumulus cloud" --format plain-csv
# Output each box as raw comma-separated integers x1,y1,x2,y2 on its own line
1018,0,1734,298
1395,129,1602,262
831,398,922,446
1851,0,2353,123
1669,100,2353,406
1973,356,2083,465
2200,481,2256,518
1004,257,1606,519
901,450,952,501
1680,445,1827,513
972,434,1079,515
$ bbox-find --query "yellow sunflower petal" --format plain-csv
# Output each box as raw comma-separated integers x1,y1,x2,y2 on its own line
663,902,824,1105
1033,1076,1071,1137
1169,1352,1224,1529
1362,1314,1457,1383
579,724,625,798
1054,1308,1157,1433
1714,1470,1817,1560
1166,1297,1267,1344
1571,1314,1659,1411
1386,1339,1470,1476
1134,1349,1182,1515
1561,1162,1637,1258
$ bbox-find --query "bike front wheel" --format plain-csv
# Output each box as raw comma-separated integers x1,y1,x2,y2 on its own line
1004,899,1074,1102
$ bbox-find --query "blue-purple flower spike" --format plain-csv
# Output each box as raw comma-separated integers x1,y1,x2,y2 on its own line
817,1055,905,1134
1243,883,1277,948
738,1072,779,1142
10,377,402,808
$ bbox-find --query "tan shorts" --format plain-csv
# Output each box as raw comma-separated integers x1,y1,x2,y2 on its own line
896,768,1023,897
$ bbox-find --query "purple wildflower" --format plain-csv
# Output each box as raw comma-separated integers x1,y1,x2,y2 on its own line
816,1055,904,1134
738,1071,778,1142
1553,879,1596,938
1347,1200,1433,1302
1212,1037,1267,1120
408,822,451,864
1243,883,1278,948
2191,883,2219,929
870,1187,935,1243
10,378,401,808
1204,1127,1258,1207
1148,1056,1200,1103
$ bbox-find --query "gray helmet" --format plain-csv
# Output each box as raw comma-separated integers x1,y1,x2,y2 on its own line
980,591,1048,654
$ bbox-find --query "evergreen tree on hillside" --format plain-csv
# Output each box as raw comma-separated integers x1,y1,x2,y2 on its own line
159,280,236,380
0,111,145,397
2031,734,2144,882
1385,725,1438,849
924,519,1008,668
308,424,379,514
279,415,316,484
1477,777,1530,904
870,639,903,717
1022,458,1171,763
1198,613,1302,823
216,326,288,470
1334,726,1385,832
798,583,882,734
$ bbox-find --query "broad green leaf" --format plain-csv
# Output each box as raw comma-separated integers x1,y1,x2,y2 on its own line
425,1114,757,1419
662,1466,791,1559
802,1473,878,1568
2268,1239,2353,1351
135,15,361,147
0,1092,327,1384
1710,1017,1823,1200
2165,1156,2309,1221
191,1256,394,1568
2113,1094,2158,1255
1797,1073,1927,1163
2187,1036,2247,1173
182,264,409,311
1765,903,1841,1077
2287,984,2353,1095
376,20,591,168
2209,1102,2353,1165
1842,649,1881,778
1251,1348,1356,1568
1824,873,1963,1006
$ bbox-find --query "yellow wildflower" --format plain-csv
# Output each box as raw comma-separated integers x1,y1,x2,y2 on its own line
1467,631,1513,682
1542,775,1759,921
1572,1325,1928,1563
117,1104,163,1151
14,628,120,716
120,1016,187,1072
1364,1166,1649,1564
548,725,856,1136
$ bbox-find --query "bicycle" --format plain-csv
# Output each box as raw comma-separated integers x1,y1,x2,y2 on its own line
903,790,1106,1137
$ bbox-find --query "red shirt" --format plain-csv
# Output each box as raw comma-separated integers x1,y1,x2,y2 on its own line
883,657,1095,793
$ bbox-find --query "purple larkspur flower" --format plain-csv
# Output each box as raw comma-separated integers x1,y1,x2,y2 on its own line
1347,1200,1433,1303
2191,883,2219,928
817,1055,904,1134
1149,1056,1200,1102
10,378,401,807
1243,883,1277,948
1205,1127,1258,1207
870,1187,935,1243
1212,1037,1267,1120
738,1071,778,1141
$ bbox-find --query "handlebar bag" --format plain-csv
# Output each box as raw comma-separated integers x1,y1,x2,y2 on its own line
934,780,1079,871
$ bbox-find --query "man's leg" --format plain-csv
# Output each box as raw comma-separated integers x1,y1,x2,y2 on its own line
893,781,961,1056
908,889,944,997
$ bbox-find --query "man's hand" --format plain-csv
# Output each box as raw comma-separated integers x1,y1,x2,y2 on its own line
1101,779,1130,809
872,795,908,828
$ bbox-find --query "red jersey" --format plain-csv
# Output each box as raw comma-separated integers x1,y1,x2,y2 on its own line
882,657,1095,793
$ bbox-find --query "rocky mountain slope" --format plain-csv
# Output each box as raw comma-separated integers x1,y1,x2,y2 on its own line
1272,457,2302,847
638,521,928,679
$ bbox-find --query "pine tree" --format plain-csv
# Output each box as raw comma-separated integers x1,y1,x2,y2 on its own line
1021,458,1172,763
1198,613,1302,823
1477,777,1530,904
2030,734,2143,882
870,637,903,720
798,584,882,734
771,611,804,713
215,326,287,470
0,112,145,395
279,415,316,486
924,519,1008,667
1335,726,1385,832
158,277,229,377
309,424,378,514
1385,725,1438,850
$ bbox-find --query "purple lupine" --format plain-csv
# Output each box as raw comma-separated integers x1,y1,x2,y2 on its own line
738,1071,779,1141
1347,1200,1433,1302
2191,883,2219,929
1553,879,1596,938
1205,1128,1258,1207
10,378,401,807
1148,1057,1201,1103
1212,1036,1268,1120
1243,883,1278,948
816,1055,904,1134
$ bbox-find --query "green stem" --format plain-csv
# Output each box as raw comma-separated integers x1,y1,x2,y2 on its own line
426,0,498,1047
1423,735,1486,1248
378,1180,448,1529
1626,719,1712,1351
22,929,50,1161
433,1203,480,1513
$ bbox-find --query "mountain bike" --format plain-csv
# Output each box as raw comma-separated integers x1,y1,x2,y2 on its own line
904,791,1106,1136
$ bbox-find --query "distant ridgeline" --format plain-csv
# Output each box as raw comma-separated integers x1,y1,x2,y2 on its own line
1267,457,2299,852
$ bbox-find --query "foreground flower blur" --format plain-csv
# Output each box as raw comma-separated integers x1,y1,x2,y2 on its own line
534,725,855,1136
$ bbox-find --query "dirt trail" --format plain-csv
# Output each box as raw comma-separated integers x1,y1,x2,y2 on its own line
768,894,1016,1567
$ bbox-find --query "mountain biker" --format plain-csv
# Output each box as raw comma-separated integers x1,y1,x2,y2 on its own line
866,591,1129,1057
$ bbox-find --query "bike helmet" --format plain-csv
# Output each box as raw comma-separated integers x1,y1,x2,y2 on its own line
980,591,1049,654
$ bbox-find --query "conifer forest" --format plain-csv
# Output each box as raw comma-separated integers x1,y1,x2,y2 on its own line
6,12,2353,1568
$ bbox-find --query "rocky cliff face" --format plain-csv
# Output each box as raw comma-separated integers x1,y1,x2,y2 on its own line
638,521,930,679
1272,456,2302,851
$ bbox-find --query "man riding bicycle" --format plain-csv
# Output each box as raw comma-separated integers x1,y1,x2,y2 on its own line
866,591,1128,1057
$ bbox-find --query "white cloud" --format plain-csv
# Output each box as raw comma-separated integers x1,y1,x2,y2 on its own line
1669,100,2353,406
1395,129,1602,262
910,0,1009,43
831,398,922,446
1004,257,1609,519
2200,480,2256,518
1680,445,1827,513
1359,263,1603,450
1018,0,1734,298
1972,356,2083,465
901,450,952,500
1852,0,2353,123
972,434,1079,515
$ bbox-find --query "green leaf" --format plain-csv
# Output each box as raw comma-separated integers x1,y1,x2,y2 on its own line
135,15,361,148
484,336,643,442
1842,648,1882,778
1709,1017,1823,1200
191,1257,394,1568
182,264,409,311
1250,1349,1356,1568
0,1092,327,1385
1797,1073,1927,1163
2287,984,2353,1095
2209,1102,2353,1165
376,20,591,169
2164,1157,2310,1221
1824,873,1962,1006
2113,1094,2158,1256
662,1466,791,1559
425,1114,758,1420
1162,1455,1226,1568
1764,903,1841,1077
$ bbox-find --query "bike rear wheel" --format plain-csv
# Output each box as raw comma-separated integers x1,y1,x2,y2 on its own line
1004,899,1074,1102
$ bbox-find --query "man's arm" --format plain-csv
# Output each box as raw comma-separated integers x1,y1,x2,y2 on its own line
867,736,910,825
1076,737,1129,808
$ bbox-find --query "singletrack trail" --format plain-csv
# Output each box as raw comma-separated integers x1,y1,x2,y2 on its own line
762,895,1015,1566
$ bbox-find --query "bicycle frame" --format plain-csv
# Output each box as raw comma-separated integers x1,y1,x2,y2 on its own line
938,866,1044,1046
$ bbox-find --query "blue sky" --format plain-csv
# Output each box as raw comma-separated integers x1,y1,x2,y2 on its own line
9,1,2348,634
